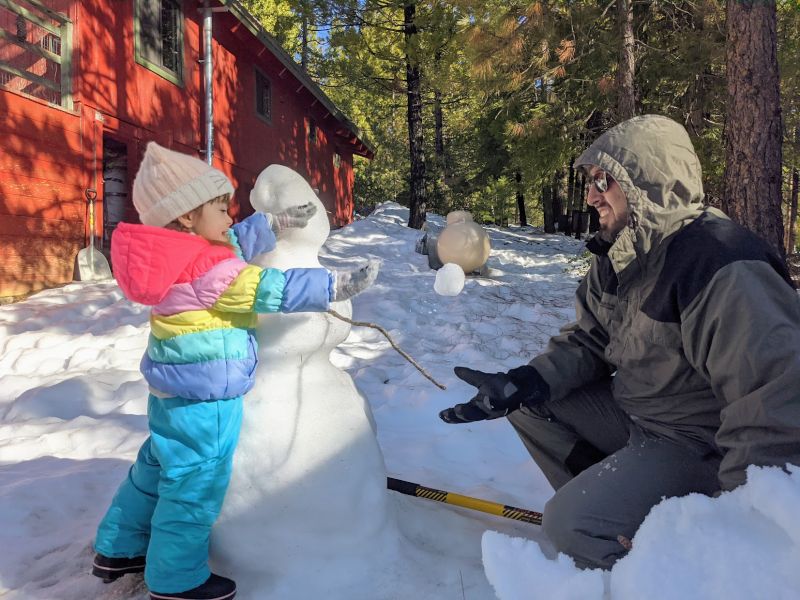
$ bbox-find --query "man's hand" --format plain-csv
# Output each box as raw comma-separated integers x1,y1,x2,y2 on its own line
270,203,317,233
439,365,549,424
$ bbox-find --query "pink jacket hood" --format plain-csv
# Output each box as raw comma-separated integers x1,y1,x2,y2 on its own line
111,222,235,305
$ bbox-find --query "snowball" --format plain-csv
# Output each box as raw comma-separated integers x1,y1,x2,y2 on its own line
434,263,466,296
437,221,491,273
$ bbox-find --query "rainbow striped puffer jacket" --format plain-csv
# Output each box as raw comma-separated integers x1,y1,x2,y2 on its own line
111,213,333,400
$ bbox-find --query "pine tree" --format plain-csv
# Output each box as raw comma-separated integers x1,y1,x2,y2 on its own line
724,0,784,256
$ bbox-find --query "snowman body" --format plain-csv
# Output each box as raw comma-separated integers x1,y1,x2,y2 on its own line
211,166,392,587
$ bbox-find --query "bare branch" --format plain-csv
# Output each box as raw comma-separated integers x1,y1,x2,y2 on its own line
327,309,447,390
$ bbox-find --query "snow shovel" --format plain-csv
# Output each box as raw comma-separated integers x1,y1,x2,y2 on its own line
76,188,112,281
387,477,542,525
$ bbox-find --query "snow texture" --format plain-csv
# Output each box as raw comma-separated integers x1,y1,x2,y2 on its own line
483,465,800,600
3,200,792,600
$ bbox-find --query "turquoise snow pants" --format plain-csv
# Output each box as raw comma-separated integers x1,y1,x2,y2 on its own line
94,394,243,593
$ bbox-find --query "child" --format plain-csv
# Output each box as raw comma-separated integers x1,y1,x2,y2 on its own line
92,142,377,600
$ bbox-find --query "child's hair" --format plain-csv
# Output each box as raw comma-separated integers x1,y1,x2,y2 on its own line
163,194,231,233
164,194,235,250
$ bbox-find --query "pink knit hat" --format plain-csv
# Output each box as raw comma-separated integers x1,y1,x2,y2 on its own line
132,142,235,227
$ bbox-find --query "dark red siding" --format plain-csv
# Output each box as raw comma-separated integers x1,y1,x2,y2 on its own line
0,0,361,298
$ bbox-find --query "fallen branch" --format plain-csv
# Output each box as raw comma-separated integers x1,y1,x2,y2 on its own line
327,309,447,390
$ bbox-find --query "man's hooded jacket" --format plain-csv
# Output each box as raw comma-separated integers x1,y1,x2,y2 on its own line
529,115,800,490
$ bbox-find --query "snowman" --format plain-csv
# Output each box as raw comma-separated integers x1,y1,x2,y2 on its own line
211,166,395,596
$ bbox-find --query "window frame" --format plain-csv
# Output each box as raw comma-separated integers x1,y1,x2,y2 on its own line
133,0,184,87
307,118,318,144
254,66,272,125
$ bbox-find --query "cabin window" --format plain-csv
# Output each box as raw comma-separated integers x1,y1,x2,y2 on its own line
255,68,271,123
308,118,318,144
134,0,183,86
0,1,73,109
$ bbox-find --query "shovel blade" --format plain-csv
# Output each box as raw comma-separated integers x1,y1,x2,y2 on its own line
76,247,112,281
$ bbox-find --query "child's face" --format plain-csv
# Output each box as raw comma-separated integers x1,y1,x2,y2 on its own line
180,200,233,243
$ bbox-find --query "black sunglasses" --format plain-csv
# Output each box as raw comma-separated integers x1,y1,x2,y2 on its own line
589,171,614,194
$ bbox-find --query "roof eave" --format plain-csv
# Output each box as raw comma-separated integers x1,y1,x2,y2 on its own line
219,0,375,159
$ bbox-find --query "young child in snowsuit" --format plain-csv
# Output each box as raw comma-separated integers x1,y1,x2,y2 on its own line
92,142,377,600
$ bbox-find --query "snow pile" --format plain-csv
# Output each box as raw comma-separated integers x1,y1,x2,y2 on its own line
483,464,800,600
482,532,605,600
9,201,792,600
1,203,584,599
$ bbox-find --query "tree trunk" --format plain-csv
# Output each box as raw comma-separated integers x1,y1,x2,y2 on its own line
434,52,445,165
404,1,427,229
553,171,566,234
578,173,586,207
723,0,784,257
542,184,555,233
686,7,708,136
431,49,446,215
616,0,636,122
300,1,309,72
788,167,799,254
567,159,576,211
515,170,527,227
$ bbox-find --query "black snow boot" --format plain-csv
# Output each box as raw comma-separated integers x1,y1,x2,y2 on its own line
149,573,237,600
91,553,146,582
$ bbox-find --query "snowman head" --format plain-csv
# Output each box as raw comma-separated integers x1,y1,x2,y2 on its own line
250,165,329,252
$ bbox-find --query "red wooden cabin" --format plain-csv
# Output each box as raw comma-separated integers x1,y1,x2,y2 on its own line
0,0,373,299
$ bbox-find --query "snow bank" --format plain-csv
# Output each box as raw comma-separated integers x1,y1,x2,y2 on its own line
483,465,800,600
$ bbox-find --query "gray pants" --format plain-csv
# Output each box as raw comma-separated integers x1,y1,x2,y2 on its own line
508,380,721,569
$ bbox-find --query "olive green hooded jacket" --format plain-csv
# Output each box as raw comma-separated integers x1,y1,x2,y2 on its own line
529,115,800,490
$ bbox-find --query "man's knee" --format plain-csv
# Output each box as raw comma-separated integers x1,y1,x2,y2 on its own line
542,488,626,570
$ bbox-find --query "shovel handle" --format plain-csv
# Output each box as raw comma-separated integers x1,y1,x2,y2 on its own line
85,188,98,253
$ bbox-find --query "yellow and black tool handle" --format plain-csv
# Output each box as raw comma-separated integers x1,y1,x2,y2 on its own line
387,477,542,526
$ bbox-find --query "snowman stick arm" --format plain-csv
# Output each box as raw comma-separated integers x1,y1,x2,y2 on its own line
327,309,447,391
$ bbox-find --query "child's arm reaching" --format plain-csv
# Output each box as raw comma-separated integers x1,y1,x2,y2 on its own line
212,259,380,315
229,204,317,262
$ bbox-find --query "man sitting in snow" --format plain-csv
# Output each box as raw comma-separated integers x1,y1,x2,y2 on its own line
439,114,800,570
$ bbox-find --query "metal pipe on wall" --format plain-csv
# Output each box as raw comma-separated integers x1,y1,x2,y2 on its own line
203,0,213,165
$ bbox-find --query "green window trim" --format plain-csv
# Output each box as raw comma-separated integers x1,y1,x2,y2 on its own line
133,0,184,87
0,0,73,109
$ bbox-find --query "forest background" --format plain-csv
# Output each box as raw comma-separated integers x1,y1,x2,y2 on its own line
240,0,800,256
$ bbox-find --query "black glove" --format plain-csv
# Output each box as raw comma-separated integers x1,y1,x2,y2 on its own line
439,365,550,424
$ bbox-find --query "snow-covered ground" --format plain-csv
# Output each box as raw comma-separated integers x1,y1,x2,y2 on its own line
1,202,798,600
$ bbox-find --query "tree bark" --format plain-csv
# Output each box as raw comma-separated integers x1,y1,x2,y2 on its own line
788,167,799,254
299,0,310,72
542,184,555,233
723,0,784,257
301,14,308,71
434,53,445,165
616,0,636,121
553,170,566,233
567,159,576,211
405,2,427,230
431,49,446,215
515,170,527,227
